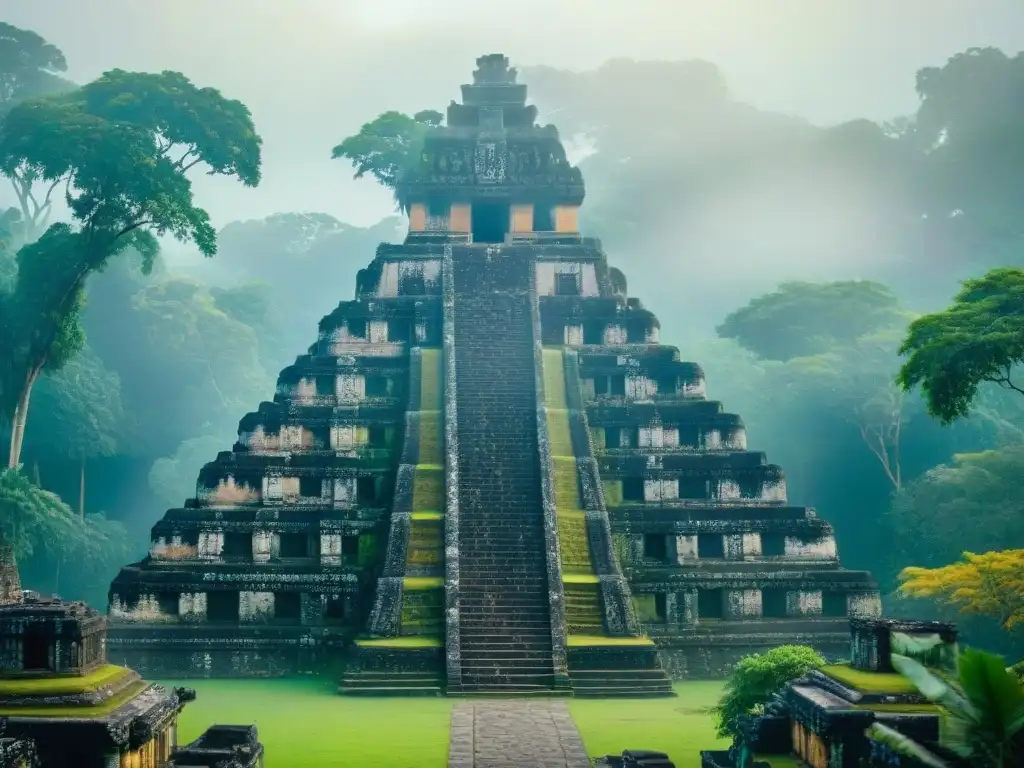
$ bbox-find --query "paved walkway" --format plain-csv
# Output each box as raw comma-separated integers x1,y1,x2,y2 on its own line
447,700,592,768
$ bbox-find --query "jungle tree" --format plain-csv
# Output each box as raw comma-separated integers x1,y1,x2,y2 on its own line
0,22,75,242
0,68,262,469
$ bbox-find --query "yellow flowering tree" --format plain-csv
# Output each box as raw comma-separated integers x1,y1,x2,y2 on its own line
899,550,1024,632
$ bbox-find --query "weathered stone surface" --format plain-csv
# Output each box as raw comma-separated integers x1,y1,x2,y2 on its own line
448,701,590,768
104,50,879,690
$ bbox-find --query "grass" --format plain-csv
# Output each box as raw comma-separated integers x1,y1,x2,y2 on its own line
855,703,941,713
355,636,442,648
570,680,728,767
563,573,601,585
567,635,654,647
404,577,444,591
754,754,801,768
164,678,453,768
154,678,727,768
820,663,917,695
0,680,149,717
0,664,129,696
410,511,443,521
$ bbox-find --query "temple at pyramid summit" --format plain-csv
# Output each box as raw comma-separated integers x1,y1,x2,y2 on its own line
106,54,880,697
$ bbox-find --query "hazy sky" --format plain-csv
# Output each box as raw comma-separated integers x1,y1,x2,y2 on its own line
3,0,1024,229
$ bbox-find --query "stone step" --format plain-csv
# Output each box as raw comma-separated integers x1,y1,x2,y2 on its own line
457,580,549,590
459,652,555,662
457,636,554,649
343,676,440,688
460,621,552,631
341,685,444,697
569,669,672,682
456,684,557,696
572,686,675,699
458,600,552,611
461,662,556,675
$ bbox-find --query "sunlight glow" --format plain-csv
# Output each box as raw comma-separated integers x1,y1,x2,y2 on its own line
348,0,433,29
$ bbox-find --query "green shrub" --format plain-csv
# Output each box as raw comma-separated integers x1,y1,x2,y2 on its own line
712,645,826,739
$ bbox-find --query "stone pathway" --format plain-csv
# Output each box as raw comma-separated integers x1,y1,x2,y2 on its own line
447,700,592,768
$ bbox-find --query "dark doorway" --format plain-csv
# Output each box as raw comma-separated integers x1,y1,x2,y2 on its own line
583,321,605,345
356,477,377,504
622,477,645,502
471,203,509,243
697,534,725,559
697,588,724,620
643,534,668,562
222,532,253,559
207,591,240,623
22,624,51,670
823,592,848,617
762,589,788,618
534,205,555,232
279,533,308,559
555,272,581,296
274,592,302,622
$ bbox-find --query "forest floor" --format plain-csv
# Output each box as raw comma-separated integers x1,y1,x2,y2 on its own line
160,677,728,768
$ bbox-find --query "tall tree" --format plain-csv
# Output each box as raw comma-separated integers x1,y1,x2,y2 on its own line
717,280,909,361
0,23,75,242
331,109,443,201
892,649,1024,766
718,281,917,490
0,68,262,469
900,550,1024,634
898,268,1024,424
889,447,1024,578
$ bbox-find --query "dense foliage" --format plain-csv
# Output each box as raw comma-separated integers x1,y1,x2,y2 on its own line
900,550,1024,632
892,649,1024,766
712,645,826,739
2,19,1023,644
899,268,1024,424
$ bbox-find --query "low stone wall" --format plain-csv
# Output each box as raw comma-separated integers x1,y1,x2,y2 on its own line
656,639,849,680
110,647,307,678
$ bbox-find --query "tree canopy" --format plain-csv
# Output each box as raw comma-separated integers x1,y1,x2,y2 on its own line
898,268,1024,424
900,550,1024,633
713,645,826,739
0,22,71,111
717,280,908,361
331,109,443,196
0,67,263,469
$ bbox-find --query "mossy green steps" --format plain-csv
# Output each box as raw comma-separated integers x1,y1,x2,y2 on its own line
541,347,610,638
398,349,445,640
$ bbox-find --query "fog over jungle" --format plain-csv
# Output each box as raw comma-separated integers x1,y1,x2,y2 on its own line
6,0,1024,320
3,2,1024,659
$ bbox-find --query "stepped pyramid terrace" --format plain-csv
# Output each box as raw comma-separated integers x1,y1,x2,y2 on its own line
107,53,880,696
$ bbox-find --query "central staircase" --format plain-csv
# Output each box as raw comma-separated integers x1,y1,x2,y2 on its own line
450,246,558,694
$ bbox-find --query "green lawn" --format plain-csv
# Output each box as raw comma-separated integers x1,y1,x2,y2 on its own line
158,678,727,768
570,681,728,767
160,678,454,768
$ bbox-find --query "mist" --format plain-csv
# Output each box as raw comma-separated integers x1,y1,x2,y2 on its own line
4,0,1023,230
2,1,1024,660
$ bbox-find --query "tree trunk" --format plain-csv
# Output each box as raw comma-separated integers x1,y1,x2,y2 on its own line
6,366,40,470
78,456,85,521
32,462,40,486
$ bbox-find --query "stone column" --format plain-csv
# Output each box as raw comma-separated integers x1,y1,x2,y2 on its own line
179,592,207,623
252,530,273,563
674,535,698,564
786,590,823,617
849,592,883,617
197,530,224,560
239,592,274,623
320,534,342,566
725,589,762,620
678,590,698,625
300,593,323,626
